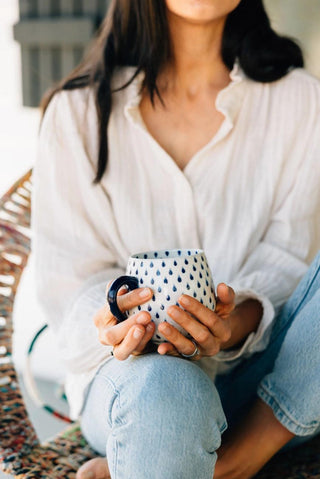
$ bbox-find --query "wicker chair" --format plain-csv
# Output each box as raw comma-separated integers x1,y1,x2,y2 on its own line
0,170,98,478
0,170,319,478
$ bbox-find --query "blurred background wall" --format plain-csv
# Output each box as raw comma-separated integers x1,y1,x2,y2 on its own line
265,0,320,78
1,0,320,194
0,0,319,449
5,0,320,113
13,0,108,107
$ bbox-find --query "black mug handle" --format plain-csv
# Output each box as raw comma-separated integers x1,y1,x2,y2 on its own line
107,275,140,322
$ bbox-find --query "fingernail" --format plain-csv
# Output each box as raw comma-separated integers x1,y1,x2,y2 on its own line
168,307,179,318
139,288,151,298
179,295,190,306
136,312,149,323
160,324,170,335
133,327,144,339
146,323,154,332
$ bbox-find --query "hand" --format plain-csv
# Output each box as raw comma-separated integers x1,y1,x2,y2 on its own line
93,282,156,360
157,283,235,359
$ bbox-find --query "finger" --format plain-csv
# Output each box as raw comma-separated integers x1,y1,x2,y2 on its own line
167,305,215,347
103,285,127,317
96,285,136,330
167,305,224,353
134,321,156,353
118,285,129,296
113,287,153,312
105,280,130,295
158,321,203,358
105,281,149,305
113,325,147,361
157,342,177,356
216,283,235,305
94,304,116,328
215,284,236,319
176,296,231,342
102,310,151,346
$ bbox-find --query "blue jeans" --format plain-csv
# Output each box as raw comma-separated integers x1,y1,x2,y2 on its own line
80,251,320,479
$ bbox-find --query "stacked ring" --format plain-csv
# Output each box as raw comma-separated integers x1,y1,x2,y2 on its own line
180,340,200,359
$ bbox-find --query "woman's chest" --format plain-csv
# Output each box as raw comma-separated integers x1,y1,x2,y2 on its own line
139,91,225,171
105,112,283,270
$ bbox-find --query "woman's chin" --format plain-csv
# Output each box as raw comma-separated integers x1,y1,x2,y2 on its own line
165,0,242,24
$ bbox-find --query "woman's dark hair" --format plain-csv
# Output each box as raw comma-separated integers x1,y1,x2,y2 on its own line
42,0,303,184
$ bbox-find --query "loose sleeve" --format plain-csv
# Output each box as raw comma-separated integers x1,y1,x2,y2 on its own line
214,89,320,363
31,90,125,375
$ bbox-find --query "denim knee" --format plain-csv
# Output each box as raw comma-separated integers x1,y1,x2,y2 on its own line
122,354,227,443
258,288,320,436
107,354,226,479
83,353,227,479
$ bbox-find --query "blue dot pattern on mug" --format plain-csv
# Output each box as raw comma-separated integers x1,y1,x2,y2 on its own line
125,249,216,344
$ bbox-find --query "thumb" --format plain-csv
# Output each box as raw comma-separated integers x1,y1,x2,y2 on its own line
216,283,235,305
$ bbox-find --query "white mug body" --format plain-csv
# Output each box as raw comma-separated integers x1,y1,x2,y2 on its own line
125,249,216,343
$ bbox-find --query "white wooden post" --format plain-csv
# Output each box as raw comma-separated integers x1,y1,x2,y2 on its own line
63,0,74,16
14,0,109,107
37,0,52,17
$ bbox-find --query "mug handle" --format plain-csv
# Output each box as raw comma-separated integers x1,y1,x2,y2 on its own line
107,275,140,322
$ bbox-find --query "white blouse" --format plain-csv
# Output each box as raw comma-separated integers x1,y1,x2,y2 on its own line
31,63,320,420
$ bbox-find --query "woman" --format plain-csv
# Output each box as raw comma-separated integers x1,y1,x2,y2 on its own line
32,0,320,478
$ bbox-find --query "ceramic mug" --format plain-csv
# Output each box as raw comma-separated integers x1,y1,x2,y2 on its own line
107,248,216,344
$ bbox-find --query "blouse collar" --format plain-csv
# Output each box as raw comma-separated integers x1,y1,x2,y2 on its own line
123,60,246,127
